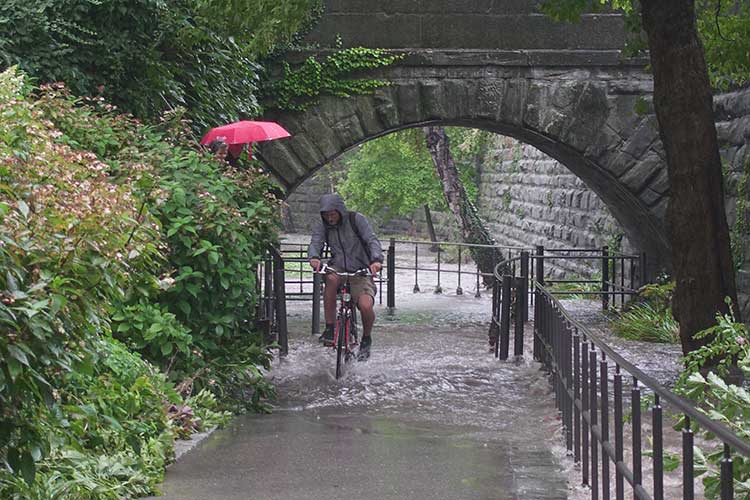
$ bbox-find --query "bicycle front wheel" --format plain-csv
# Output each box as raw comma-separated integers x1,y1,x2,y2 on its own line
335,318,346,379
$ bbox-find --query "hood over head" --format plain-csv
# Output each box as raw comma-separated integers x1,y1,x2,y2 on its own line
319,193,347,225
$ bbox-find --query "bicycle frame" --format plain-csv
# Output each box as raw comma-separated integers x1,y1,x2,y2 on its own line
333,279,357,373
315,264,370,378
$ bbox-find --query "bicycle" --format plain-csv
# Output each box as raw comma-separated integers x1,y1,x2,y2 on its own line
315,263,372,379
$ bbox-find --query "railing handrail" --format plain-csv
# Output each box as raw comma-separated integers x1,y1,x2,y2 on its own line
391,238,530,251
535,280,750,457
493,256,524,280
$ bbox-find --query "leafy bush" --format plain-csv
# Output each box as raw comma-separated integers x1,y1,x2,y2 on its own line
0,66,160,486
675,305,750,499
0,67,279,497
0,0,321,130
35,75,281,404
612,303,679,342
611,281,679,343
0,337,176,499
112,303,193,371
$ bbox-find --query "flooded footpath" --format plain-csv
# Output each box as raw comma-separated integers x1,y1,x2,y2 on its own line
151,278,573,499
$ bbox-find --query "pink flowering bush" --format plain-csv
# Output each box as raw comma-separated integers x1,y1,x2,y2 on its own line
0,67,278,497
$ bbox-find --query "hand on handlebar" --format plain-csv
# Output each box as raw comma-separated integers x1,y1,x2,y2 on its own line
369,262,382,276
309,258,321,272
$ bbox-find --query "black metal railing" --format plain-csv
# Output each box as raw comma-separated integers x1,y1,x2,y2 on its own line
534,283,750,500
535,246,645,311
489,247,644,359
390,238,529,299
255,247,289,355
282,238,526,336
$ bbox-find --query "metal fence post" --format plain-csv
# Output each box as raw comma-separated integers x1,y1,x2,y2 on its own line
602,245,610,311
514,277,524,358
500,275,511,360
272,249,288,356
413,242,420,293
640,251,648,287
264,251,274,325
533,285,542,361
456,246,463,295
435,246,443,294
536,245,545,287
521,251,529,322
387,238,396,312
312,272,321,336
490,278,500,358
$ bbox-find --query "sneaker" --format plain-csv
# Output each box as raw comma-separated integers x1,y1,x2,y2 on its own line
357,336,371,361
319,326,334,345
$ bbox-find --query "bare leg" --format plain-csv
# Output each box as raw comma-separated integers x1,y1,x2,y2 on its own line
324,273,339,325
357,294,375,338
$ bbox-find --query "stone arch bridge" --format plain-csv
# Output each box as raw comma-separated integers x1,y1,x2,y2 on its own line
258,1,669,267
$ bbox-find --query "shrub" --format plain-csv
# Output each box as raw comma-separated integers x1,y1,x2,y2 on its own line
611,281,678,343
0,0,321,130
0,66,160,486
0,66,279,497
35,76,281,404
675,305,750,499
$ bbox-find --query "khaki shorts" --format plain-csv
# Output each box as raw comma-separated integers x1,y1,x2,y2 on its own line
327,267,377,302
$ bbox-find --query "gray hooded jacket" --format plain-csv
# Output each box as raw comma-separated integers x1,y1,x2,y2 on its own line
308,194,383,271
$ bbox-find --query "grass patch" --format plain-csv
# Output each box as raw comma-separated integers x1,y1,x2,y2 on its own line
611,303,679,343
547,276,601,300
610,281,678,343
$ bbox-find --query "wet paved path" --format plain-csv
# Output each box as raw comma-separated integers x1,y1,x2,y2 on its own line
152,301,570,500
151,236,571,499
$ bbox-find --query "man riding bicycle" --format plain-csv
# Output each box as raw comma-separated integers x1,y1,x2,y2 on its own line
308,194,383,361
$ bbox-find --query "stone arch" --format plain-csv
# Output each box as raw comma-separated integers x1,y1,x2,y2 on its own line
259,62,668,267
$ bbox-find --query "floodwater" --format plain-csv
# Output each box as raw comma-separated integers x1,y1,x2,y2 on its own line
151,243,573,499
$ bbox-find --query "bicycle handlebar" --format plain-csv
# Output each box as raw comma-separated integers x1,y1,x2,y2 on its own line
313,262,374,277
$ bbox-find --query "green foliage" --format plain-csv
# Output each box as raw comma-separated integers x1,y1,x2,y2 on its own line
548,274,601,299
540,0,750,89
112,303,193,370
338,129,444,220
675,306,750,499
0,68,278,496
194,0,323,57
0,67,161,488
502,188,513,209
263,46,403,111
0,336,177,499
338,127,483,222
0,0,321,130
46,80,280,407
731,155,750,270
678,299,747,380
697,0,750,90
612,302,679,342
611,281,678,343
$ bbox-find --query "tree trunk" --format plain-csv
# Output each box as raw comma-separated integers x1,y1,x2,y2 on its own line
641,0,740,355
423,126,503,285
423,204,440,251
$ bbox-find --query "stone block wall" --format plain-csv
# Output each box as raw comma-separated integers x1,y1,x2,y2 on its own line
304,0,627,51
476,136,627,279
715,86,750,319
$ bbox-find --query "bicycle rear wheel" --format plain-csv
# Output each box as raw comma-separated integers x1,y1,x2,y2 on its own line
335,317,346,379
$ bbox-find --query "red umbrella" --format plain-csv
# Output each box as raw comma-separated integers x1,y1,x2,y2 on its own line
200,120,291,159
